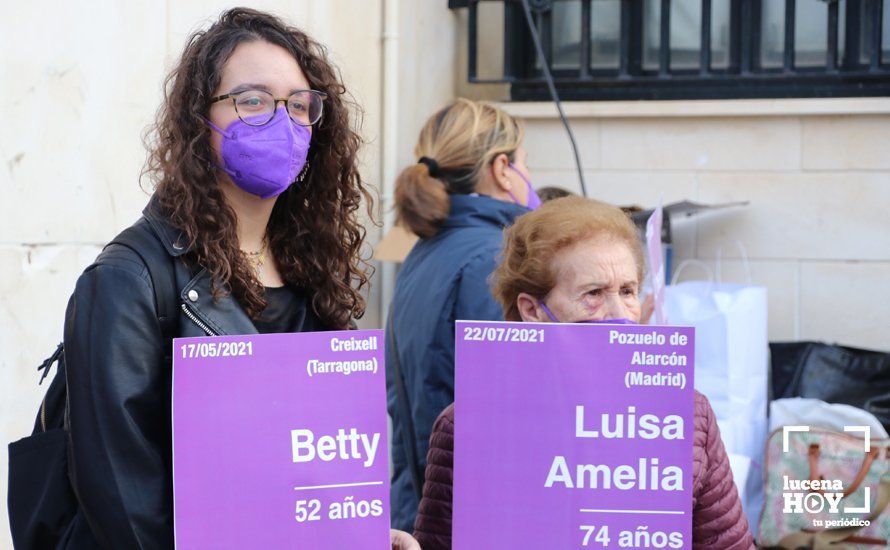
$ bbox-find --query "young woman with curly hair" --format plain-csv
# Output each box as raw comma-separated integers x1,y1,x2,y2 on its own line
53,8,405,548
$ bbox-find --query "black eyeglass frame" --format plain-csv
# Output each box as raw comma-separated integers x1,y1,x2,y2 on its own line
209,89,328,127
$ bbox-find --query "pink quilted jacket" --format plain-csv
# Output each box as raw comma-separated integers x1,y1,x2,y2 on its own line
414,391,755,549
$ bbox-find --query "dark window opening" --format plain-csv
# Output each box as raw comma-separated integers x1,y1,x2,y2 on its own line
451,0,890,101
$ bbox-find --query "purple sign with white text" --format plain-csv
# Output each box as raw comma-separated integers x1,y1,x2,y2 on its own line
454,321,694,550
172,330,389,549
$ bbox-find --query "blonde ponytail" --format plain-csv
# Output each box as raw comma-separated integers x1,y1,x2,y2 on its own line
394,98,524,238
394,163,449,238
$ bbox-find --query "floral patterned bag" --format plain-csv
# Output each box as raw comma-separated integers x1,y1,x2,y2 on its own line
759,427,890,549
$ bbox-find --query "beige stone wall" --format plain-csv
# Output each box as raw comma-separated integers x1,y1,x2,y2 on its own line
507,100,890,351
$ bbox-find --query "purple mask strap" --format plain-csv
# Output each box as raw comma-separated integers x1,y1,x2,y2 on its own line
203,116,230,138
537,302,637,325
508,162,541,209
509,162,532,186
584,318,638,325
539,301,560,323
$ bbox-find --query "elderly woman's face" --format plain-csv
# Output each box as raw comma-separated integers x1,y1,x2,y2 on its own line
517,237,642,323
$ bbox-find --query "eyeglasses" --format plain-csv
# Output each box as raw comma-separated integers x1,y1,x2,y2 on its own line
209,88,327,127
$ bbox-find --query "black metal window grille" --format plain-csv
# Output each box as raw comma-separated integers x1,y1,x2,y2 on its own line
452,0,890,100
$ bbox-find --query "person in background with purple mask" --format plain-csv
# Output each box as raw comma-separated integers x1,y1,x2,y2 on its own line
413,197,754,550
386,98,540,531
46,8,418,549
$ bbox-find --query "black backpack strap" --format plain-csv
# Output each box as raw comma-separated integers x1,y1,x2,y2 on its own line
37,220,179,399
29,221,180,438
37,343,64,386
388,314,425,504
107,222,179,347
16,221,181,547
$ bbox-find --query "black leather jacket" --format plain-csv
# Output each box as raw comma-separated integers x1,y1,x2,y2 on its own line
62,200,328,548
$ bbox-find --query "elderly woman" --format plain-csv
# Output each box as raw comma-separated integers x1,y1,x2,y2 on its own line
412,197,754,550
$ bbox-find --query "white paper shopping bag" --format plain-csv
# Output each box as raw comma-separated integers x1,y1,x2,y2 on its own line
664,259,768,534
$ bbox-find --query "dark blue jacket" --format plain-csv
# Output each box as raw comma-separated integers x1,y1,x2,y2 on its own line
386,195,527,531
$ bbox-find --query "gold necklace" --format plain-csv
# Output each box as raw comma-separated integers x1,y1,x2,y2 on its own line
244,238,269,273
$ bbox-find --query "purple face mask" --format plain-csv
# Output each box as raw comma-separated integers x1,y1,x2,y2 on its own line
206,107,311,199
539,301,637,325
507,162,542,210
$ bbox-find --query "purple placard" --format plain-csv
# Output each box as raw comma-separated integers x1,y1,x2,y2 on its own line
172,330,389,549
454,321,694,550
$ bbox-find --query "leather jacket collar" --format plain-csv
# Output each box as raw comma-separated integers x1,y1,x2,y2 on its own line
142,197,258,337
142,197,189,258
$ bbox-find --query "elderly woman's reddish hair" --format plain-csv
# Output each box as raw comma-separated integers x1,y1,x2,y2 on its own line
492,196,644,321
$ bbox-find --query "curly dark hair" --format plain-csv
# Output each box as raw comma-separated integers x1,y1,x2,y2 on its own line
142,7,374,328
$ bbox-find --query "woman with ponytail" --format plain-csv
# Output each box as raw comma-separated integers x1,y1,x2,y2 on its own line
386,98,540,531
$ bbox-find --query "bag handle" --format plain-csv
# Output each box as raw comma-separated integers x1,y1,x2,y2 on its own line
808,443,880,497
669,259,715,286
715,241,752,285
